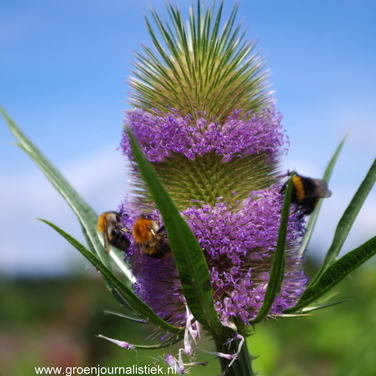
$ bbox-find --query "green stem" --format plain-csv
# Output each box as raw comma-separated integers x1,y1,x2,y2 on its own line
214,325,254,376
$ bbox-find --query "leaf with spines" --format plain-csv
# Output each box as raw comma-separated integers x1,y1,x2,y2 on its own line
129,1,272,122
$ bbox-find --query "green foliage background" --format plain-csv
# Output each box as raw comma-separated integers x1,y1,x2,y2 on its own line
1,257,376,376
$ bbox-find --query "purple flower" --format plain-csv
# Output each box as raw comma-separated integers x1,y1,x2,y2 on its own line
118,107,309,328
121,108,285,164
117,0,309,333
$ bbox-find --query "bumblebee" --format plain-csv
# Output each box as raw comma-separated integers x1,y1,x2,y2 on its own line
132,214,171,259
97,211,130,253
282,173,332,218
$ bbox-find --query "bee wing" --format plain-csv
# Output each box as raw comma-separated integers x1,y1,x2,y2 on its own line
307,179,332,199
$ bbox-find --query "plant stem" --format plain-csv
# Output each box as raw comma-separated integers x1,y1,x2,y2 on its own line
214,325,254,376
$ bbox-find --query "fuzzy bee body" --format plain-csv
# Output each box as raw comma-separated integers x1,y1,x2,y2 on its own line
132,214,171,259
98,211,130,253
282,173,332,218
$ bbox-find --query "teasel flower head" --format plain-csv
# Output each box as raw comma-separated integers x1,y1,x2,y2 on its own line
119,1,309,329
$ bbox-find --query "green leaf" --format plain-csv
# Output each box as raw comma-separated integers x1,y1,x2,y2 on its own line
301,299,352,313
1,107,109,264
311,158,376,285
104,310,146,323
273,313,314,318
250,174,293,324
284,235,376,313
39,218,182,335
127,129,222,334
1,107,134,286
298,134,348,256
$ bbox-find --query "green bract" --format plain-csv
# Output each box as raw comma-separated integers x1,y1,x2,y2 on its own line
130,1,272,122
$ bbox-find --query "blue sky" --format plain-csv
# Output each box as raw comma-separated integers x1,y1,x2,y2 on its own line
1,0,376,276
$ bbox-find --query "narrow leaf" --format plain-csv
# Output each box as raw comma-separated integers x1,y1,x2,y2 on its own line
273,313,314,318
311,158,376,285
250,174,293,324
284,235,376,313
1,107,109,266
39,218,182,334
1,107,135,288
299,134,348,256
301,299,352,313
104,310,147,323
98,334,183,350
127,129,221,334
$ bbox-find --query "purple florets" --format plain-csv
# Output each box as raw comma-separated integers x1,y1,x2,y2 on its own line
119,107,309,328
119,187,308,327
183,187,307,324
121,108,285,163
117,207,187,328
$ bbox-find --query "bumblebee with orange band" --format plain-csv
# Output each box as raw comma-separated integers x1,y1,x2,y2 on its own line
132,214,172,259
282,173,332,218
97,211,130,253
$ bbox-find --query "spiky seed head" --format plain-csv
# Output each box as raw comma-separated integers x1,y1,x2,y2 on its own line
120,1,308,328
129,1,273,123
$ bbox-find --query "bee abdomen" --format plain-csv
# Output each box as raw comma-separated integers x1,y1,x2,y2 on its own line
143,239,171,259
110,228,130,251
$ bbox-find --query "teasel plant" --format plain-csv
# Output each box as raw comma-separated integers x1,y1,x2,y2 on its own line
2,1,376,375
